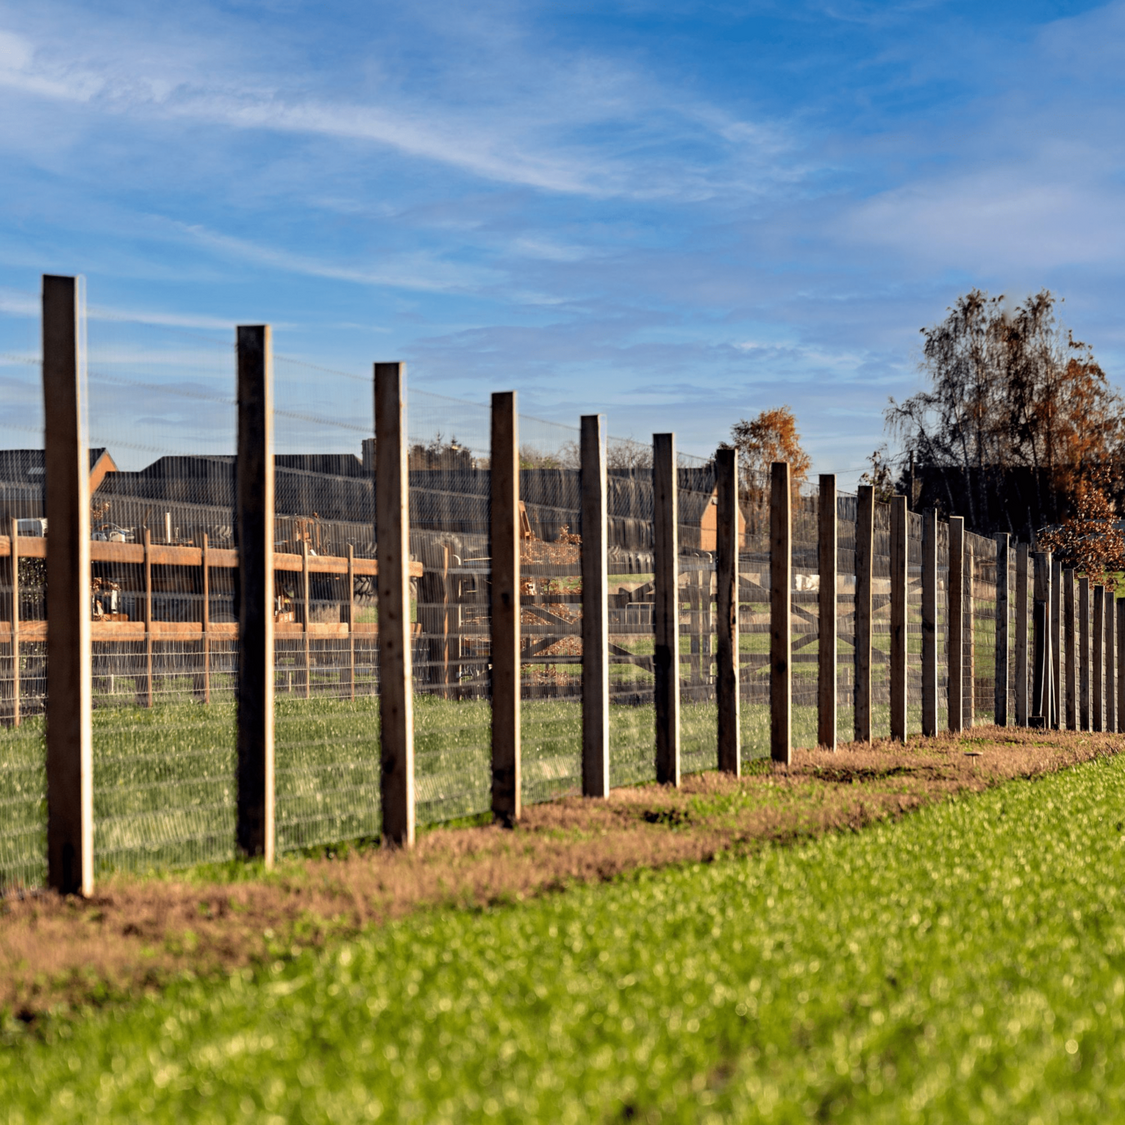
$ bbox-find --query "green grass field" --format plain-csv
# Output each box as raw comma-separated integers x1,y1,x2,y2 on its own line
4,747,1125,1121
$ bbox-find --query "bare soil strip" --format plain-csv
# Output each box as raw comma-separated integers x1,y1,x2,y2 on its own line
1,727,1117,1021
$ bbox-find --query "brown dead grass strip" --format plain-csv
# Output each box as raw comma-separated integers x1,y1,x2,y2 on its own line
1,726,1117,1020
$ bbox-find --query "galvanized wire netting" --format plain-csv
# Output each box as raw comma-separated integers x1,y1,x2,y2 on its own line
907,510,924,734
792,491,819,750
679,451,718,777
871,500,891,739
271,354,383,852
606,436,656,787
0,286,47,892
738,492,770,761
85,312,238,874
968,532,997,725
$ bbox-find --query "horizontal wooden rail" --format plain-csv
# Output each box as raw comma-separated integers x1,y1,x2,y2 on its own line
0,536,421,577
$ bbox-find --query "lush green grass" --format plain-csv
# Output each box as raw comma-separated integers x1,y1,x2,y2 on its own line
6,750,1125,1121
0,691,761,887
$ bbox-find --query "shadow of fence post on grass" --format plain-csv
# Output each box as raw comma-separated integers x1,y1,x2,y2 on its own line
0,273,1087,896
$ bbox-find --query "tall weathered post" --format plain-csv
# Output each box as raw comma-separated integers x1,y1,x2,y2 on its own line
921,509,938,737
817,474,837,750
236,324,275,865
43,274,93,895
376,363,416,845
653,433,680,785
771,462,792,764
855,485,874,742
1079,576,1091,731
1064,568,1077,730
889,495,908,741
1014,543,1029,726
580,414,609,796
948,517,964,734
491,391,521,824
716,447,740,772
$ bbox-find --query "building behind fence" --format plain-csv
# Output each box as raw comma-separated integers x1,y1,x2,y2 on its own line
0,277,1113,894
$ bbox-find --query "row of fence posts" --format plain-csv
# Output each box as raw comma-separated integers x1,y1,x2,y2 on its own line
30,276,1119,894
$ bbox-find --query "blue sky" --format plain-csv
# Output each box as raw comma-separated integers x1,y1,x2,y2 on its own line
1,0,1123,482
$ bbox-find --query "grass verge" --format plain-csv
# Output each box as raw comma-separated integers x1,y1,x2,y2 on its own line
0,726,1112,1024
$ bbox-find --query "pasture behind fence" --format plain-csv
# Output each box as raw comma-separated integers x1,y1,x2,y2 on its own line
0,275,1110,895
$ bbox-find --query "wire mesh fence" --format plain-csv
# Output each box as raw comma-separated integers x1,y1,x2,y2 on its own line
85,311,238,875
1,281,1071,893
836,492,857,745
0,286,47,891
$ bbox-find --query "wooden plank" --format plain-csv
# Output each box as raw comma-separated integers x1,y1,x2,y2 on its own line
1079,575,1090,731
771,461,792,764
948,517,964,733
716,447,740,772
581,414,610,796
1014,543,1029,725
653,432,680,784
377,363,417,845
490,390,520,824
43,273,93,896
236,324,275,865
1064,568,1076,730
921,510,938,737
9,518,19,728
994,533,1009,725
1106,586,1116,734
817,474,837,750
855,485,874,742
889,495,907,742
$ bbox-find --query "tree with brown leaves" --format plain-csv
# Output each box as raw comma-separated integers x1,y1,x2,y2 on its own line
1038,469,1125,587
727,406,812,509
885,289,1123,538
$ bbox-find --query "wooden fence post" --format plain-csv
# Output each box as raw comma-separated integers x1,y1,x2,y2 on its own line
201,533,211,704
889,495,907,741
376,363,416,845
1106,586,1116,734
964,540,975,728
948,516,964,734
1079,575,1090,731
1031,552,1052,728
580,414,609,797
1118,599,1125,736
994,533,1009,725
771,463,792,763
921,509,938,737
8,518,19,728
817,474,837,750
1093,583,1105,732
1014,543,1029,726
1064,568,1076,730
855,485,874,742
301,540,312,699
140,527,153,707
236,324,275,864
490,390,520,824
1051,557,1062,728
653,433,680,785
43,274,93,896
346,545,356,702
716,447,740,772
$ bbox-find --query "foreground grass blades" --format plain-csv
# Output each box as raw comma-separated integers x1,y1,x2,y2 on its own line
5,746,1125,1122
